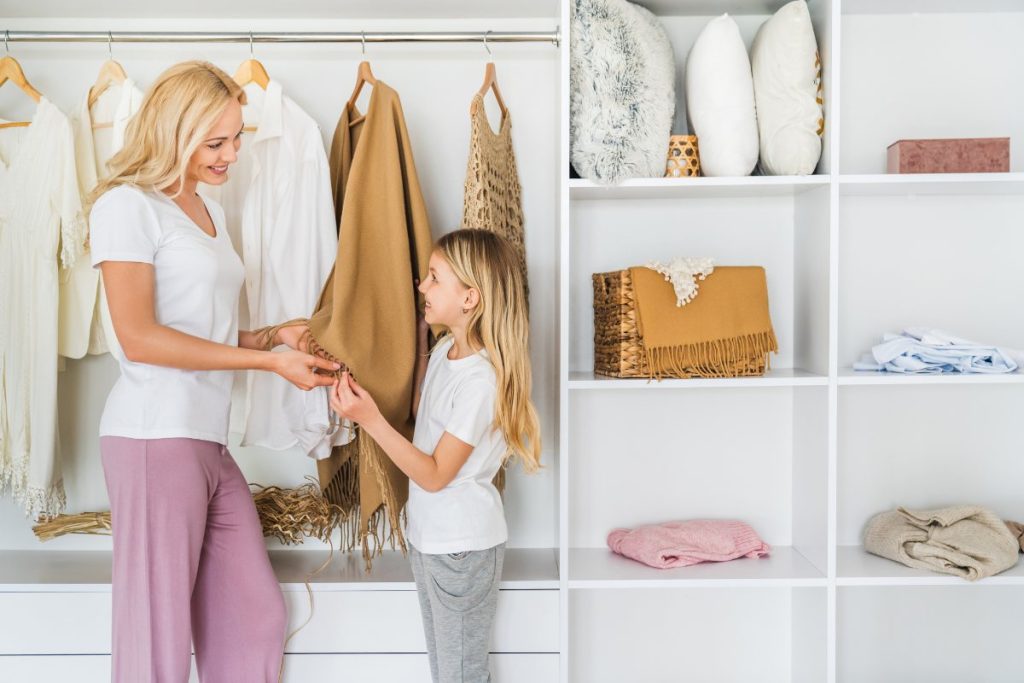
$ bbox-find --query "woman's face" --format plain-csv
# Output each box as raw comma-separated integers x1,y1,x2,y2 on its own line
187,98,243,186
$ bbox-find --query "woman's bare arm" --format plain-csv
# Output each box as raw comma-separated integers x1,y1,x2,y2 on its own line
101,261,337,390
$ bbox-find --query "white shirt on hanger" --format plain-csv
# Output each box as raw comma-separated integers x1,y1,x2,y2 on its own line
58,78,144,359
0,97,84,517
203,79,347,458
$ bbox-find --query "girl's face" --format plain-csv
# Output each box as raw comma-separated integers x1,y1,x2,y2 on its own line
187,98,243,186
419,250,478,327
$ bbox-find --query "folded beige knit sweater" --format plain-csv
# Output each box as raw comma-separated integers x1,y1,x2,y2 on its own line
864,505,1020,581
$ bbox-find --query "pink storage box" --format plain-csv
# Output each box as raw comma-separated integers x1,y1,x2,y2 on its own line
886,137,1009,174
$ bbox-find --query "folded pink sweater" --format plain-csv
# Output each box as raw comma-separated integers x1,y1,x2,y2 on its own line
607,519,771,569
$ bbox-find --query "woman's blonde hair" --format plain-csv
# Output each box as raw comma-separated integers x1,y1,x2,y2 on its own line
86,60,245,214
435,229,541,473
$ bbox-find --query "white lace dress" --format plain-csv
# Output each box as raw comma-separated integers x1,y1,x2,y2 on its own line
0,96,84,517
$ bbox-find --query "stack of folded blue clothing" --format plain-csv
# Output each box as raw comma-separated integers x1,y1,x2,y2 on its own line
854,328,1023,374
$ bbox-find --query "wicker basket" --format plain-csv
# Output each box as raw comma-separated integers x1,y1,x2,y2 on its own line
593,269,650,377
592,268,769,379
664,134,701,178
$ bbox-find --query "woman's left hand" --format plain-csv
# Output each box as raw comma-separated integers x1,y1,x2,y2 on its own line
275,324,308,352
330,372,382,426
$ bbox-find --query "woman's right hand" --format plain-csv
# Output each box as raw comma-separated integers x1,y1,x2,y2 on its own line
271,350,340,390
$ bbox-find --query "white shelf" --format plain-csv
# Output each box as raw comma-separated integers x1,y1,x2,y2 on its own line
0,548,560,592
632,0,798,16
569,176,829,200
837,546,1024,586
839,172,1024,196
843,0,1024,15
838,368,1024,386
569,547,825,588
569,368,827,390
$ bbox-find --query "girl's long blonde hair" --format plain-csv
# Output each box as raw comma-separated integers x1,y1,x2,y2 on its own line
436,229,541,473
86,60,245,214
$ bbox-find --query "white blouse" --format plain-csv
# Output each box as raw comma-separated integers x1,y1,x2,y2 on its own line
203,80,349,458
58,79,144,360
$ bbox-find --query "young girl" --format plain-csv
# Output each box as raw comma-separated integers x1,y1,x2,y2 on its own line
330,228,541,683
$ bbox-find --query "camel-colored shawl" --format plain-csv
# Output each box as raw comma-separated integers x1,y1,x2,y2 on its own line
630,266,777,379
303,81,432,562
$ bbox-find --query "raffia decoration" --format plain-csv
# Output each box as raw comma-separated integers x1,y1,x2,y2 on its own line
250,479,348,546
32,511,112,541
32,479,345,545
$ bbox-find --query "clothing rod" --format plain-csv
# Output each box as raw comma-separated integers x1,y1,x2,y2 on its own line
2,29,560,46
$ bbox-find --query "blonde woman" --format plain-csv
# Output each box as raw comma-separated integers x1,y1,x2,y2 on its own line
87,61,336,682
330,229,541,682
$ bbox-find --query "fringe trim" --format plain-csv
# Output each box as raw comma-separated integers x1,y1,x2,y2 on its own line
320,435,408,572
0,456,68,520
643,330,779,380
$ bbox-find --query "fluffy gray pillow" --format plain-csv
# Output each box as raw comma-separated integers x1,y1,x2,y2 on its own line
570,0,676,183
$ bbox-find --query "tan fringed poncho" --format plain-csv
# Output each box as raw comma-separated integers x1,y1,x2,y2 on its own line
304,81,433,561
630,266,778,379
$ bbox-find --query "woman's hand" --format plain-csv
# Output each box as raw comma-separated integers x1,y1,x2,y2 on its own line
272,350,339,390
274,324,308,352
330,372,383,427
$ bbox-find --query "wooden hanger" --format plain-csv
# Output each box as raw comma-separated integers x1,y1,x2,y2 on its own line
88,59,128,112
474,62,508,119
347,33,376,128
88,33,127,120
234,33,269,133
0,34,43,130
234,58,270,91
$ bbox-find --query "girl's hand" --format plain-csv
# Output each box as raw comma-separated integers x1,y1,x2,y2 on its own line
272,350,339,390
275,324,308,352
330,372,383,426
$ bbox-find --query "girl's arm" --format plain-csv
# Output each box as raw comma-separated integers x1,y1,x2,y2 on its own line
102,261,339,390
332,373,473,492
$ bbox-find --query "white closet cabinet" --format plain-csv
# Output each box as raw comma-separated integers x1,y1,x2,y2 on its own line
560,1,1024,682
2,0,1023,681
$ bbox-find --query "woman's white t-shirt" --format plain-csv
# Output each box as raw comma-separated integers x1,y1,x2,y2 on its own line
89,185,245,444
406,337,509,554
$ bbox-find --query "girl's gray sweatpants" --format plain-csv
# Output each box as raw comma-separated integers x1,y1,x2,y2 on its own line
409,542,507,683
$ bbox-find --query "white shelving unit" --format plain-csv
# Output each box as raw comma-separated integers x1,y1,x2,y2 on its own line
3,0,1023,680
560,0,1024,681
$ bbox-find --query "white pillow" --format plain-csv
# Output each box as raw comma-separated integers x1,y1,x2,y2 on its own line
750,0,824,176
685,14,759,177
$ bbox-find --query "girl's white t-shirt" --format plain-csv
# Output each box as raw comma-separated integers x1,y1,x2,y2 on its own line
406,337,509,554
89,185,245,444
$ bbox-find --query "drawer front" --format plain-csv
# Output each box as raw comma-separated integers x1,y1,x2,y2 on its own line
0,653,560,683
0,589,559,655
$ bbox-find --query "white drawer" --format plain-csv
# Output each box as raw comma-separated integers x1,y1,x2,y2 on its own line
0,589,559,655
0,653,560,683
283,588,559,653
